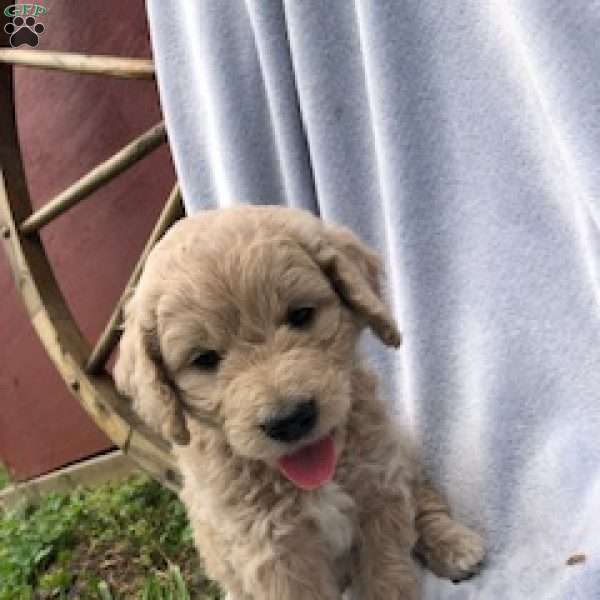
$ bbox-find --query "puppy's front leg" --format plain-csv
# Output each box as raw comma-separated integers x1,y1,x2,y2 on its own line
355,495,419,600
254,538,343,600
413,481,485,581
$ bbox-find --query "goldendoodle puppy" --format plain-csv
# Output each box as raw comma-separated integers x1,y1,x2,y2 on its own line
114,205,485,599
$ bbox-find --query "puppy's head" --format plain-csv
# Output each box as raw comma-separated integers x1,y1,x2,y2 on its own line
114,206,400,489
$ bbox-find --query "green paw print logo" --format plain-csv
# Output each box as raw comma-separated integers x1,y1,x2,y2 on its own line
4,16,45,47
3,3,47,48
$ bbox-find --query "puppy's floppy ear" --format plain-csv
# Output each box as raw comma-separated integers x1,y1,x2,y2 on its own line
300,220,401,347
113,293,191,446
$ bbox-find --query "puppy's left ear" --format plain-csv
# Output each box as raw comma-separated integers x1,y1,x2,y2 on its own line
113,294,191,446
303,222,401,348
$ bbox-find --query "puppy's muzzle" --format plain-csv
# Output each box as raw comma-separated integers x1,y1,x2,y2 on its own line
261,398,318,443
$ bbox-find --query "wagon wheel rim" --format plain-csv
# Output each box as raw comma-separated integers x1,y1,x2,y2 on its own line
0,45,182,490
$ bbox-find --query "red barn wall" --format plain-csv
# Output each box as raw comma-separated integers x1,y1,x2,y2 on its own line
0,0,175,480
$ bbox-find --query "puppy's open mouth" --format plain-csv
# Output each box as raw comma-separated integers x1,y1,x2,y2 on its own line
277,434,336,490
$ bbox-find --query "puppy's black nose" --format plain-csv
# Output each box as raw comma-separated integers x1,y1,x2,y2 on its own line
261,399,318,443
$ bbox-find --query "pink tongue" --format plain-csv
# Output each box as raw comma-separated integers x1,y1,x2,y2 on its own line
277,435,336,490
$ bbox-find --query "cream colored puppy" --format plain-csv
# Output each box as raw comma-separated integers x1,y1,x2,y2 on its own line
115,205,485,600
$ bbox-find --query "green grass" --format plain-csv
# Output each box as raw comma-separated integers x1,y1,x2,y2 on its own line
0,475,222,599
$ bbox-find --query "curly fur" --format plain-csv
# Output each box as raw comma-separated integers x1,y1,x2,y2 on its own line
114,206,485,599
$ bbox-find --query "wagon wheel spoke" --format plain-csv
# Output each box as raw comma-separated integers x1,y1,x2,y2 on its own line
0,48,180,489
19,122,167,234
0,49,154,79
86,183,184,374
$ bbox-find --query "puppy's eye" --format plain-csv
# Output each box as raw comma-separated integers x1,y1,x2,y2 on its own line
191,350,222,370
287,307,316,329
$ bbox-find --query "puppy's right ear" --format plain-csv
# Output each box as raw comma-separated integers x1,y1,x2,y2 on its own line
113,294,190,446
296,220,401,348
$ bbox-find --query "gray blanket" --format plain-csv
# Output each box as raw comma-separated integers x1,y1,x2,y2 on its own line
146,2,600,598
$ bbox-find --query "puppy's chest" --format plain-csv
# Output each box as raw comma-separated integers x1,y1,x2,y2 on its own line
304,483,356,559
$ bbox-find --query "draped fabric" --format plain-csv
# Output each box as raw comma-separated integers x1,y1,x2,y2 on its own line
146,2,600,597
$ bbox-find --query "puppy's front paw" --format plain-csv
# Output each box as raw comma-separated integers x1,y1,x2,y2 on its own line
416,521,485,582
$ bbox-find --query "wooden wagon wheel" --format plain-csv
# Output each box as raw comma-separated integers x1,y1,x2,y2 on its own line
0,47,183,491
